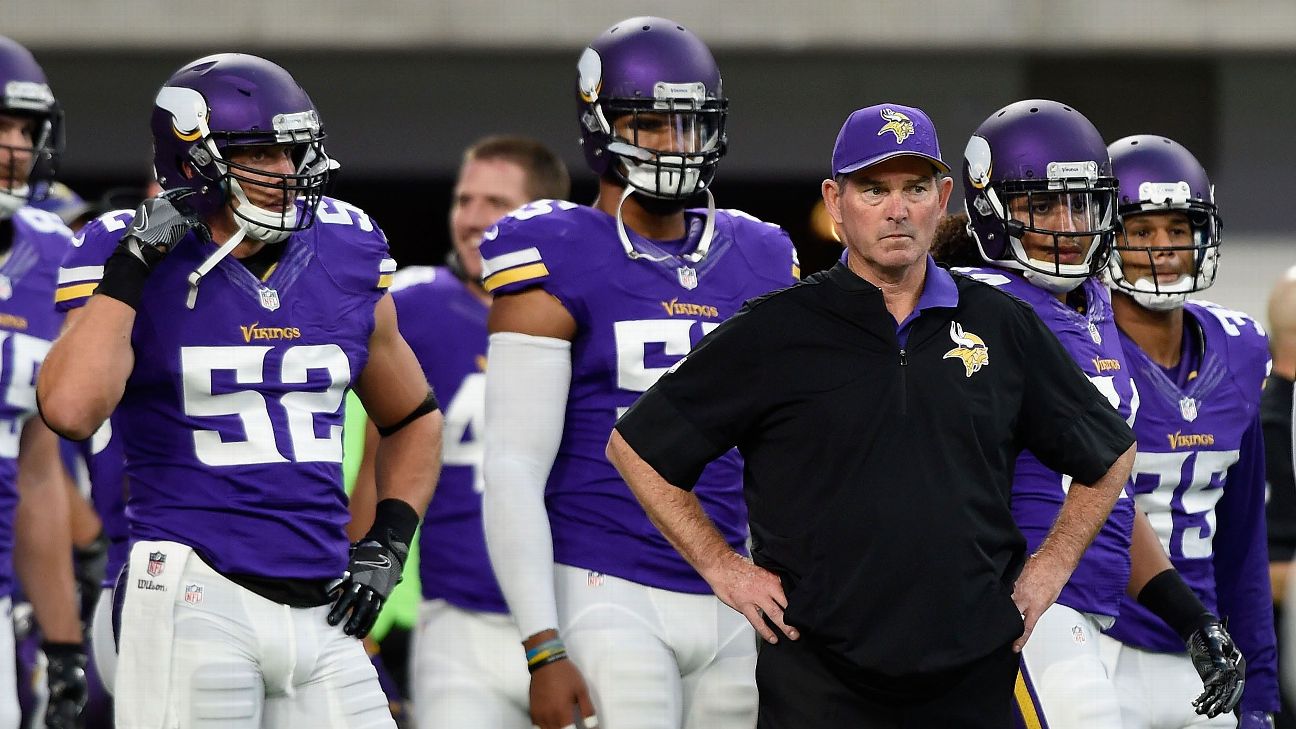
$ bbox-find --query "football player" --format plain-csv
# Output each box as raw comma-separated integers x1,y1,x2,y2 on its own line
937,99,1244,727
479,17,799,729
1099,135,1277,728
350,135,570,728
0,34,89,729
36,53,442,728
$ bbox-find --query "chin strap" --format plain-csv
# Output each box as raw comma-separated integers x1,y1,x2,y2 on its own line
614,185,716,264
186,226,247,309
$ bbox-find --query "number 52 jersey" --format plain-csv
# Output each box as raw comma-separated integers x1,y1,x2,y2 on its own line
56,199,397,584
480,200,799,594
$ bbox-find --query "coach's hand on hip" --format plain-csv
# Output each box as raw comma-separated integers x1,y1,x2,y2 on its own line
705,551,799,644
1009,553,1069,652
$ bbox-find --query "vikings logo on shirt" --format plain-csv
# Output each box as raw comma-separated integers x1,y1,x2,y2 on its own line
943,322,990,377
878,108,915,144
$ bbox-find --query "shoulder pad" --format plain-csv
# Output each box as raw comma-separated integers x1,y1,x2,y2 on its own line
55,209,136,311
480,200,589,295
311,197,396,293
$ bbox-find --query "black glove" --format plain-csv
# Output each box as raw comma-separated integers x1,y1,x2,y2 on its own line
97,188,209,310
42,642,87,729
121,188,208,268
326,539,407,639
1186,619,1246,717
72,532,108,626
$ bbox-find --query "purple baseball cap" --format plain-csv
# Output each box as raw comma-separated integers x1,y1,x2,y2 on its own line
831,103,948,177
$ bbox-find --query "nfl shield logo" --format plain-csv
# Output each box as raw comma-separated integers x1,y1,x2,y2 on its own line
1179,397,1199,422
184,584,203,605
147,552,166,577
1087,321,1102,344
677,266,698,290
259,287,280,312
0,274,11,301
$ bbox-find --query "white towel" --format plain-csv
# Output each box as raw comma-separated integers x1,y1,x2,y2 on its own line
114,541,193,729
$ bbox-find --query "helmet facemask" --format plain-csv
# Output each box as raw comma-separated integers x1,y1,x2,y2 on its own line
971,165,1117,293
215,135,333,244
1106,188,1221,311
602,95,726,201
0,92,60,218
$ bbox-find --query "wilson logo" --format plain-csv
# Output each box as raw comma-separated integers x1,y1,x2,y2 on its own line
239,323,302,343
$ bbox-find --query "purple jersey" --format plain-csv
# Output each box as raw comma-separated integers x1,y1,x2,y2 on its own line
480,201,798,593
57,210,135,588
388,266,502,612
0,207,71,598
1106,300,1278,712
955,267,1137,618
56,198,396,582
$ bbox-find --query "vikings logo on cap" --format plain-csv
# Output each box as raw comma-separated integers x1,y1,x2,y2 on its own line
877,108,915,144
943,321,990,377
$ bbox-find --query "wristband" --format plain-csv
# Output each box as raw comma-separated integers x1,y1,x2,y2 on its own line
1137,568,1214,641
526,638,569,673
95,247,151,310
363,499,419,556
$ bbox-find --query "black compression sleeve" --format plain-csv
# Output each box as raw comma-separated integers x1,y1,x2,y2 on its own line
1137,568,1215,641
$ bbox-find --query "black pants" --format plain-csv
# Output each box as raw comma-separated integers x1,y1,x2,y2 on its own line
756,637,1018,729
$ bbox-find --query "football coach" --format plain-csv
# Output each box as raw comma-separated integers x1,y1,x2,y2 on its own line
606,103,1137,728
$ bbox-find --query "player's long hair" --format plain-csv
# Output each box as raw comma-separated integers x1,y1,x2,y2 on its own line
931,212,985,268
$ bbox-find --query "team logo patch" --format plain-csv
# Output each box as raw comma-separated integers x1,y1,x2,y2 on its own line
184,583,204,605
259,287,281,312
147,552,166,577
943,322,990,377
877,108,915,144
1179,397,1199,423
677,266,699,290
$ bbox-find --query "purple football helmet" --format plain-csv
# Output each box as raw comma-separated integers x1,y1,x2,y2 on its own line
0,35,62,216
577,17,727,200
1105,135,1220,311
962,99,1118,293
150,53,333,243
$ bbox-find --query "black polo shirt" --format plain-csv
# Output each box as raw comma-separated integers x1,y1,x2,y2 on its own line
615,261,1134,676
1262,375,1296,562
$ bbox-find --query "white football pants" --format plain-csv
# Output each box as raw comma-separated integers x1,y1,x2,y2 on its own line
0,598,18,729
1017,603,1122,728
1098,633,1237,729
410,599,530,729
114,548,394,729
90,586,116,695
554,564,758,729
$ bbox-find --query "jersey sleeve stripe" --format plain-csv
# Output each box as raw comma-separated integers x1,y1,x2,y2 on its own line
377,273,394,290
379,257,397,274
481,247,543,277
55,282,98,304
57,265,104,286
483,262,549,293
